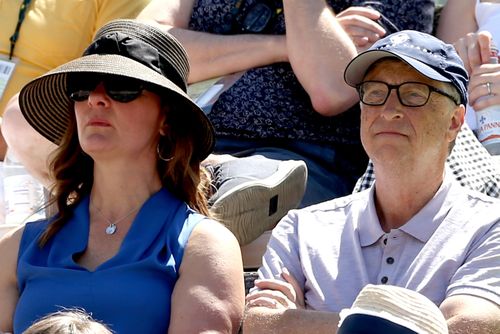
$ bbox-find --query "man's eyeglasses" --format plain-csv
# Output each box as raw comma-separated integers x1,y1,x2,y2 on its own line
357,81,460,107
66,73,147,103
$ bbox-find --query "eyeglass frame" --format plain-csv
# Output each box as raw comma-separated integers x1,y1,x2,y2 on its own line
356,80,460,107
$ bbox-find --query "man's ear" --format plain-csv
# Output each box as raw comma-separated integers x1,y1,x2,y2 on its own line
447,104,465,142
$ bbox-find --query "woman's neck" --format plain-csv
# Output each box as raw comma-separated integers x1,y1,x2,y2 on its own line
90,160,163,211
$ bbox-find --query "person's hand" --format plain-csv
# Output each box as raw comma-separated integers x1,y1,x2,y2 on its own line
245,268,304,310
467,63,500,111
336,6,386,51
454,31,493,74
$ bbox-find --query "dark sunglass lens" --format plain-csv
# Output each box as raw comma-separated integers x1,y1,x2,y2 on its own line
66,73,100,101
104,76,144,103
69,90,91,102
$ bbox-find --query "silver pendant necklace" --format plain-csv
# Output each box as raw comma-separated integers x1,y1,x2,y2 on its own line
93,204,142,235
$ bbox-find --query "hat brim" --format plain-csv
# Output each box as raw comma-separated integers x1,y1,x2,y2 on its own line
19,54,215,160
344,50,452,87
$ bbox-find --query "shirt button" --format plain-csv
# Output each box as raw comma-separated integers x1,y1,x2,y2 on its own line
386,257,394,264
383,238,387,245
381,276,388,284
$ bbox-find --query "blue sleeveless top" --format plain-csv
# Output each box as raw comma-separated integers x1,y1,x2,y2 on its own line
14,188,207,334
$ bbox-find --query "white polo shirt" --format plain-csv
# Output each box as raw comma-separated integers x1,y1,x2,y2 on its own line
259,173,500,310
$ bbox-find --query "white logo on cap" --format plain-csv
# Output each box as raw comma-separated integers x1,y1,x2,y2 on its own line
389,33,410,45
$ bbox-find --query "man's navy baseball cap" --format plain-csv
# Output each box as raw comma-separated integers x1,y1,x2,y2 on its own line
344,30,469,105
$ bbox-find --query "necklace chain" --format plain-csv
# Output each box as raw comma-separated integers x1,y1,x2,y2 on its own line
93,203,142,235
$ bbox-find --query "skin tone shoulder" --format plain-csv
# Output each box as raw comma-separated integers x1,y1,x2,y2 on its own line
170,220,244,332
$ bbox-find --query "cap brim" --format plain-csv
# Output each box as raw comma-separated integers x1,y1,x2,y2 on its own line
19,54,215,160
344,50,452,87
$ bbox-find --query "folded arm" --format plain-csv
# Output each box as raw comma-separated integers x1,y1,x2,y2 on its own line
137,0,287,83
281,0,359,116
437,0,477,45
244,271,340,333
441,294,500,334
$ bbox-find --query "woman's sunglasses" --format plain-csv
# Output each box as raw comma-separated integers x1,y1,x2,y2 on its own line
66,73,147,103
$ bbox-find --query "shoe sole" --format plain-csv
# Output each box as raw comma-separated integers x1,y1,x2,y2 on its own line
211,160,307,245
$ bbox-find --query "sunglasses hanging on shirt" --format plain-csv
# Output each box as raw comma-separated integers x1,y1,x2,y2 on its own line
218,0,282,34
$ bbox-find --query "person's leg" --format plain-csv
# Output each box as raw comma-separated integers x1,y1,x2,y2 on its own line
2,93,57,189
207,138,309,245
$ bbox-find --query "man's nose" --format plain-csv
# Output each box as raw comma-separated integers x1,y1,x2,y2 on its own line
380,89,403,119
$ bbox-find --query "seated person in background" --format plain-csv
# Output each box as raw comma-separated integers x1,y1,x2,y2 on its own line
23,309,112,334
0,19,244,334
136,0,435,244
337,284,448,334
0,0,151,161
243,30,500,333
437,0,500,149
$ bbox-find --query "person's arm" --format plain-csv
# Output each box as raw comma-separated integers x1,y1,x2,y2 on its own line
441,295,500,334
243,307,340,334
280,0,359,116
436,0,489,73
137,0,287,83
436,0,478,44
0,227,24,333
168,220,245,333
281,0,434,116
1,93,56,189
244,270,340,333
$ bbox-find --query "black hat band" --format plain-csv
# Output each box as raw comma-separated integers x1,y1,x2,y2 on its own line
84,32,187,92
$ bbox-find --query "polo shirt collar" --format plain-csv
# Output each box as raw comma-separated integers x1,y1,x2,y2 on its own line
358,186,385,246
358,172,457,246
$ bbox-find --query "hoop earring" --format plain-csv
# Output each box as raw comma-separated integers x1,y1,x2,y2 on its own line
157,143,173,162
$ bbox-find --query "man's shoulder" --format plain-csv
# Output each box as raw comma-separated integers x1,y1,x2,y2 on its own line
288,190,370,225
447,180,500,228
305,190,369,211
451,179,500,208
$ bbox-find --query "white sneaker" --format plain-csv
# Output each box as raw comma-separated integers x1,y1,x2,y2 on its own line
210,160,307,245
